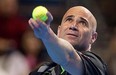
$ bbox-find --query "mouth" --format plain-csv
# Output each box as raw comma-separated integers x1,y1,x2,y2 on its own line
67,33,78,37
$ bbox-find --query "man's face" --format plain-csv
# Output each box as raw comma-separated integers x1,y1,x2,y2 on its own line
57,6,96,50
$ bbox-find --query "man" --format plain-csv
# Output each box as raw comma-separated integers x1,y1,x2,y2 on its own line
28,6,108,75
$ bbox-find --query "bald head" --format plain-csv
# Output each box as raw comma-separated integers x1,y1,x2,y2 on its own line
58,6,98,51
61,6,97,32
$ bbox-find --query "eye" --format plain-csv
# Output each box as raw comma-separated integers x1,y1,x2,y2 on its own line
79,21,86,26
65,18,73,22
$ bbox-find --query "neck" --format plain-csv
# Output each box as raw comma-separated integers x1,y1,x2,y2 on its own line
74,44,91,52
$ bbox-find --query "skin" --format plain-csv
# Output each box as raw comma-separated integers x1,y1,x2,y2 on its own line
57,6,97,51
28,6,97,75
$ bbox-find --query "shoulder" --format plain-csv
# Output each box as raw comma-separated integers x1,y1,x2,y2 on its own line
78,51,108,75
79,51,104,63
78,51,105,66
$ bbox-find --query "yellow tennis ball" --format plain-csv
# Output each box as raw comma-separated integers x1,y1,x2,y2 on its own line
32,6,48,21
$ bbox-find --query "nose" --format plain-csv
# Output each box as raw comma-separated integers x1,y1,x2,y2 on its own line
69,19,79,31
69,24,78,31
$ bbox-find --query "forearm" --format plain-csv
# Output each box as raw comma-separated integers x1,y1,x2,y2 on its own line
42,28,83,75
28,18,83,75
42,28,79,65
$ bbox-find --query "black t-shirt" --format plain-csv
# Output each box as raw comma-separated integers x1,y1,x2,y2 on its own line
29,51,108,75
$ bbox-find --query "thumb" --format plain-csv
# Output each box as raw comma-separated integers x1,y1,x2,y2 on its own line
46,12,53,25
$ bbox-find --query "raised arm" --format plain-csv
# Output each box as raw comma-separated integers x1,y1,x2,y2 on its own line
28,12,83,75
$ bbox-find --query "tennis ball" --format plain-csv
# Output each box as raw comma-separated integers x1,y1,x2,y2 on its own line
32,6,48,21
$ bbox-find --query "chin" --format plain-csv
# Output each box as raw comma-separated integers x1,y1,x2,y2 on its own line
67,40,78,46
62,37,79,45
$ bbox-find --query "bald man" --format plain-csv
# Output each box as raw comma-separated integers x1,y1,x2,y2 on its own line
28,6,108,75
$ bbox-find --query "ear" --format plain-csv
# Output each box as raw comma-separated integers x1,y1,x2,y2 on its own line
90,32,97,44
57,25,61,37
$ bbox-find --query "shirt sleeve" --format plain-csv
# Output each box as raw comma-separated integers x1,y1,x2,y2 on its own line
78,51,108,75
29,62,57,75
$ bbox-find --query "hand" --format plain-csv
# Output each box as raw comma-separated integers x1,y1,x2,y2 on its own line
28,12,53,40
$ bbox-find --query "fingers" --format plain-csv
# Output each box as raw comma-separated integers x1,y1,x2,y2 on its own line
46,12,53,25
28,18,34,29
28,18,43,39
28,16,52,40
28,18,47,32
29,11,53,29
28,18,39,29
36,19,47,31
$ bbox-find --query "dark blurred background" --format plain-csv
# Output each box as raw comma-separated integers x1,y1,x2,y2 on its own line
0,0,116,75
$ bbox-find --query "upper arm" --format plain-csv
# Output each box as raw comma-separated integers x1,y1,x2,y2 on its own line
61,51,107,75
62,50,84,75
